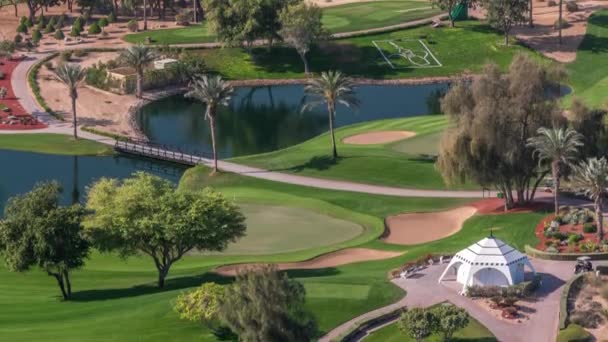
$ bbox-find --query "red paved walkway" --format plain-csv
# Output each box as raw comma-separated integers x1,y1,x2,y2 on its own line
0,56,46,130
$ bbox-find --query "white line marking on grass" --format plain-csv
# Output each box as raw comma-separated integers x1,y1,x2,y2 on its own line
418,39,442,67
373,40,396,69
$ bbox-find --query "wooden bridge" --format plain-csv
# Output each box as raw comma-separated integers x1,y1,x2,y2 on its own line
114,139,210,166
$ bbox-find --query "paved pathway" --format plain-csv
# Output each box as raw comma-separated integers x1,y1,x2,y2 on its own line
321,258,592,342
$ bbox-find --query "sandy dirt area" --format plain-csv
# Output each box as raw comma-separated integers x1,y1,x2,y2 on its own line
342,130,416,145
384,206,477,245
572,275,608,340
37,51,141,136
471,0,608,63
214,248,404,276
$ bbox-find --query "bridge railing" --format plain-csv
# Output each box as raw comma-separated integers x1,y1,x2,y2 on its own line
114,139,211,166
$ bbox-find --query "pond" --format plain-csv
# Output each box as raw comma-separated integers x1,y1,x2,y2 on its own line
136,83,450,158
0,150,186,215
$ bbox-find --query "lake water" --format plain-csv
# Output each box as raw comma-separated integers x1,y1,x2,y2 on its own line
0,150,186,215
136,83,449,158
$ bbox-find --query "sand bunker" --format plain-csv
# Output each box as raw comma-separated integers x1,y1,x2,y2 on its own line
384,207,477,245
214,248,404,276
343,131,416,145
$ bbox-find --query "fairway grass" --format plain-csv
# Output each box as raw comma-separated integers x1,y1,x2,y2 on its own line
365,309,497,342
0,133,113,156
122,0,442,44
0,161,543,340
231,115,478,189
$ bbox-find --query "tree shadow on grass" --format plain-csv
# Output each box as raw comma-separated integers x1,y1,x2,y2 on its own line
287,155,342,172
70,272,232,302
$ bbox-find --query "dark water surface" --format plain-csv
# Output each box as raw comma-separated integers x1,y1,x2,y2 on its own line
136,83,450,157
0,150,186,215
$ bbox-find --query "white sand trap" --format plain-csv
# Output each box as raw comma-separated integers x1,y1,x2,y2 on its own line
384,207,477,245
343,130,416,145
214,248,404,276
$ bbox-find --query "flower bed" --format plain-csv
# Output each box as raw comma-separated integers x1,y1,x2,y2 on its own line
535,206,608,254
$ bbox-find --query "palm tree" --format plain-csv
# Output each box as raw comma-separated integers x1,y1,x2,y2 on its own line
302,71,359,159
527,127,583,215
573,157,608,242
54,63,87,139
120,44,156,98
185,75,234,173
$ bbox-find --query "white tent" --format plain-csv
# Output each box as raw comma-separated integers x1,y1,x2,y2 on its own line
438,236,535,294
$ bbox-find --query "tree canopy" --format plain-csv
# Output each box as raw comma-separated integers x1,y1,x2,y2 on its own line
85,172,247,288
220,265,317,342
399,307,438,342
438,54,562,208
485,0,528,45
0,181,89,300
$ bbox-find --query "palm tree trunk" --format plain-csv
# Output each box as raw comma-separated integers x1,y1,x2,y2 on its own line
137,72,142,98
327,103,338,159
143,0,148,30
529,0,534,27
558,0,563,44
71,95,78,139
597,197,604,242
208,112,218,173
552,162,559,215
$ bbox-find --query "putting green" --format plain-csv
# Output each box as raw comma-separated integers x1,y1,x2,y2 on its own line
218,203,364,255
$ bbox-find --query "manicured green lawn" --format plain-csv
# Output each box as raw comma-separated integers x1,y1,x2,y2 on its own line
566,10,608,107
322,0,441,33
0,133,113,156
197,20,535,80
0,161,543,340
122,24,217,44
231,115,478,189
365,308,496,342
123,0,442,44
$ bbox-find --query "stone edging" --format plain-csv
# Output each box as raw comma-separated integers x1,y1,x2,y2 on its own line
525,245,608,261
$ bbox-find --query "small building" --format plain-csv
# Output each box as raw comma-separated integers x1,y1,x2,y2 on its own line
438,235,536,294
106,67,137,95
153,58,178,70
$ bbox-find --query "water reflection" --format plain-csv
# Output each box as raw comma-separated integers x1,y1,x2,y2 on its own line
137,83,450,157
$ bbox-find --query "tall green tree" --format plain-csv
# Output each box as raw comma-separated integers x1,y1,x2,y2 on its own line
569,98,608,158
120,44,157,98
0,182,89,300
399,307,438,342
86,172,246,288
485,0,528,45
527,127,583,215
573,158,608,242
54,63,87,139
184,75,235,173
220,265,317,342
438,54,562,209
278,2,326,74
429,0,476,27
434,305,469,341
302,71,359,159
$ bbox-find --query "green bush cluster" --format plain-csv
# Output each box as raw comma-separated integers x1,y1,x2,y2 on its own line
16,22,28,34
98,17,109,27
556,324,592,342
582,222,597,233
31,29,42,45
13,34,22,44
107,12,116,23
88,22,101,34
54,29,65,40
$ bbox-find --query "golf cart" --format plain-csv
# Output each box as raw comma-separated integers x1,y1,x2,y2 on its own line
575,256,593,274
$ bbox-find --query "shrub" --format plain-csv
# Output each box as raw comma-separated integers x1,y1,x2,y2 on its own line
568,234,583,244
73,17,83,31
54,29,65,40
174,282,225,324
85,62,110,90
60,50,72,62
556,324,592,342
36,20,45,31
127,19,138,32
19,16,26,25
31,29,42,45
73,49,87,57
583,223,597,233
47,16,56,29
108,12,116,23
545,240,555,248
98,17,109,27
88,22,101,34
548,0,558,6
44,61,53,70
70,26,81,37
546,246,559,253
570,310,604,329
25,16,33,28
566,1,578,12
16,23,28,34
175,12,190,26
579,241,599,253
554,232,568,241
56,14,65,28
13,34,22,44
44,23,54,34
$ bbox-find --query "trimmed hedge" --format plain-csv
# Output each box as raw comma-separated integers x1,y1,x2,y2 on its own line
556,324,592,342
334,307,406,342
525,245,608,261
28,52,64,121
559,273,585,330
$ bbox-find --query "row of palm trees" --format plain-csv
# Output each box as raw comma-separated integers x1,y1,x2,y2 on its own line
55,44,358,172
528,127,608,242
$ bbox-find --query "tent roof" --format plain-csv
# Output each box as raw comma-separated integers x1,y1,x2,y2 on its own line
452,237,528,267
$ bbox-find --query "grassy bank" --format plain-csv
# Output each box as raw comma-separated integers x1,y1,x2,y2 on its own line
123,0,442,45
0,134,113,156
231,115,477,190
